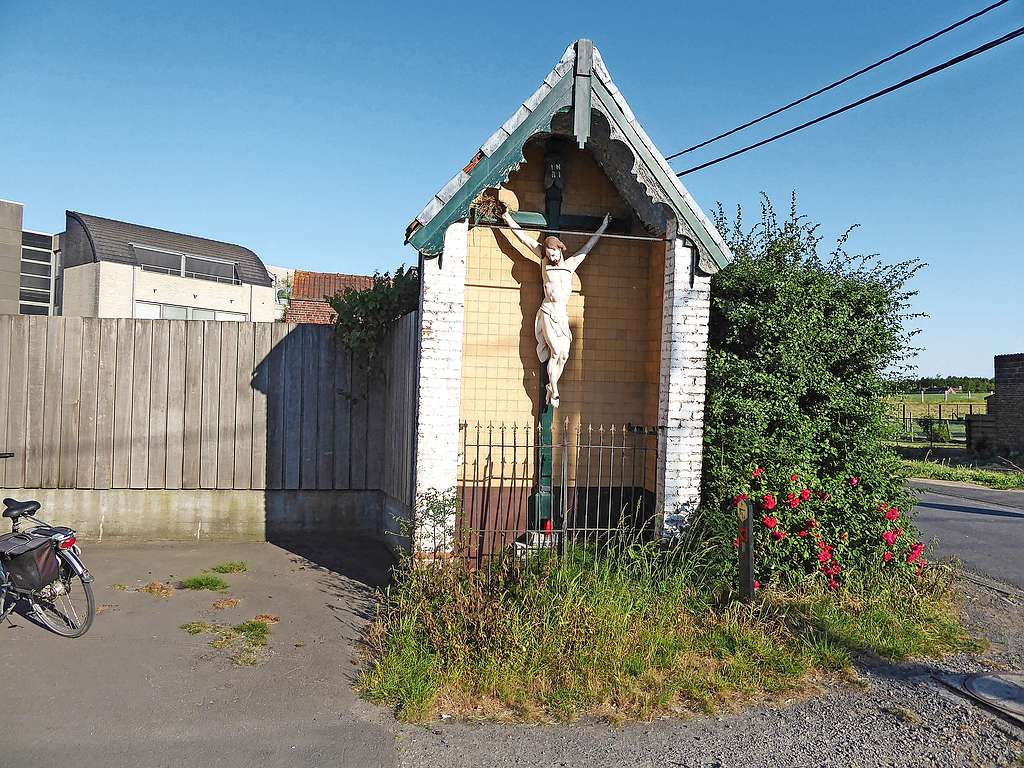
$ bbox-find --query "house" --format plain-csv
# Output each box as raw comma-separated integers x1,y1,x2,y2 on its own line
283,270,374,324
968,354,1023,454
60,211,279,321
0,199,61,316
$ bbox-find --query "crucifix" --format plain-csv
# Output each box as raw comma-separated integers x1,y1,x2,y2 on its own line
492,136,615,531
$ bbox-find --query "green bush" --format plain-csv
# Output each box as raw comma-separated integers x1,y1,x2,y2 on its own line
700,196,923,587
916,417,951,444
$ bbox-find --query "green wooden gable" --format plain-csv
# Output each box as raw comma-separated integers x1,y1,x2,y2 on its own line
405,40,733,274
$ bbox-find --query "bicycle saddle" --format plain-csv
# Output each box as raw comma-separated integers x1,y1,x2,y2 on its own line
2,498,40,519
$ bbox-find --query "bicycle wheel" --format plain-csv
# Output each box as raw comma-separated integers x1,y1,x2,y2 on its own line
31,557,94,638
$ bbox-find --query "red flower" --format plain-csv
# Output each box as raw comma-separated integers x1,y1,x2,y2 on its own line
817,491,829,501
808,518,818,528
762,494,777,511
800,488,811,502
790,474,799,483
786,492,800,509
885,506,900,521
733,493,749,507
906,542,925,564
753,580,760,590
771,529,787,541
882,530,898,547
849,476,860,487
732,537,740,548
796,529,809,538
828,563,841,576
752,467,764,478
818,549,832,563
883,551,893,563
828,579,839,591
762,515,778,530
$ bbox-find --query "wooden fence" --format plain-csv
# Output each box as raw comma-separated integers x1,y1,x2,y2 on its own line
0,314,417,503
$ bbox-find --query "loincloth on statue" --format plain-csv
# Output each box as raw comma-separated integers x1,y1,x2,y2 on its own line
535,303,571,363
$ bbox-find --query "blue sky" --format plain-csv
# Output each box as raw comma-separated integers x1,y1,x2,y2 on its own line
2,1,1021,376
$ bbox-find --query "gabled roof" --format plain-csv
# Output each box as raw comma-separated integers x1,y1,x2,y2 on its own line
66,211,273,287
405,40,732,273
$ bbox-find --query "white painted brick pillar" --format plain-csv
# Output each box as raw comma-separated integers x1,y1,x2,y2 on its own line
656,236,711,534
413,220,468,551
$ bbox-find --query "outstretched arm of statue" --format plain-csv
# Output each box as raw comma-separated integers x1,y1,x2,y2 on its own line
569,213,612,265
501,211,543,258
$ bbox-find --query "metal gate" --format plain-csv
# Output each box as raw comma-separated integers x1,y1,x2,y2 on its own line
456,420,659,568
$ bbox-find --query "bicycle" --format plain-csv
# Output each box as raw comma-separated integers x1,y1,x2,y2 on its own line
0,452,95,637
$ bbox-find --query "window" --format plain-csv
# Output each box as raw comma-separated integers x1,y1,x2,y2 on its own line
21,261,50,277
133,301,247,321
19,304,48,315
132,244,241,285
20,289,49,304
134,301,161,319
20,274,50,291
21,232,51,249
21,247,51,264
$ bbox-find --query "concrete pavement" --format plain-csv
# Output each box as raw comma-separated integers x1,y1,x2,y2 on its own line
911,479,1024,589
0,540,398,768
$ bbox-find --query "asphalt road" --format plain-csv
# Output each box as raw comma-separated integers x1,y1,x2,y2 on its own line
911,479,1024,589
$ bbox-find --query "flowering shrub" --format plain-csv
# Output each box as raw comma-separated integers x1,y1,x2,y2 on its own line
701,196,922,588
731,466,925,588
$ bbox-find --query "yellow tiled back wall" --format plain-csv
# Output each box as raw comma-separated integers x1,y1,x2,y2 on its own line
460,142,664,443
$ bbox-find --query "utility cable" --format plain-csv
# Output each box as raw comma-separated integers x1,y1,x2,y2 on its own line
675,24,1024,176
665,0,1013,160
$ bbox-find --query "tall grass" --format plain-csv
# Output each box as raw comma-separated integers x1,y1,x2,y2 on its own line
903,459,1024,490
358,537,974,722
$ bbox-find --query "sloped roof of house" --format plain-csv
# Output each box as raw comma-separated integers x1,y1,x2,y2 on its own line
404,39,733,273
291,270,374,301
66,211,273,287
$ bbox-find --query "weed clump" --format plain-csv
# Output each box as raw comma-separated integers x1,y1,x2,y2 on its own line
180,574,229,592
210,561,248,574
180,617,274,666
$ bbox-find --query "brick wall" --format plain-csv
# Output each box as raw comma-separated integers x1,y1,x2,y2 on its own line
990,353,1024,454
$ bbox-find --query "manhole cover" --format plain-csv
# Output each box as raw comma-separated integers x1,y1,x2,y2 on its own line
964,672,1024,720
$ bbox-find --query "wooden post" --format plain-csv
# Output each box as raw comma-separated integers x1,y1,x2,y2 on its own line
738,498,755,601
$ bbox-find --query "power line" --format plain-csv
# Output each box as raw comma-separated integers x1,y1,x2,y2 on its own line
675,24,1024,177
665,0,1013,161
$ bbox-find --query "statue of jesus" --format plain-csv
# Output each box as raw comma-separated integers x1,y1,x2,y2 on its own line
500,210,611,408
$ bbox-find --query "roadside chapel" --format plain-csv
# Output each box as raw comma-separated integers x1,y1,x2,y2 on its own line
405,40,733,554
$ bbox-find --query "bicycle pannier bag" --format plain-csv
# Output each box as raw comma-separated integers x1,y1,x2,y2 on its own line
0,533,59,591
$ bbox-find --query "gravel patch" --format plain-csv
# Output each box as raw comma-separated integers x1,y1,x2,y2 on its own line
394,580,1024,768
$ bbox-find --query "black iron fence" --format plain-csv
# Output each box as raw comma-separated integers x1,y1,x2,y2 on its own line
455,420,659,569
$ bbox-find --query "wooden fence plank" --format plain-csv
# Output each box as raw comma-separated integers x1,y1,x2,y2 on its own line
40,318,64,488
300,326,319,490
199,322,221,489
75,319,100,489
316,329,336,490
93,320,118,490
147,321,169,488
250,322,272,490
164,321,186,489
0,316,11,487
182,321,205,489
217,322,238,489
129,321,152,489
366,355,386,493
58,317,83,488
266,323,288,490
349,360,368,489
282,325,302,490
6,317,30,488
333,346,352,490
232,323,255,490
111,318,134,488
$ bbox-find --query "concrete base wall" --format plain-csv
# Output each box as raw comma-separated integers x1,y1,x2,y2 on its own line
0,488,384,542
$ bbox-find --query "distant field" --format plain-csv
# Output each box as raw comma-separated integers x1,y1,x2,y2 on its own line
888,393,992,418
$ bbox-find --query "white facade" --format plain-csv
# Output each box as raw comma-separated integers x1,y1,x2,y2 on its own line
62,261,279,321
